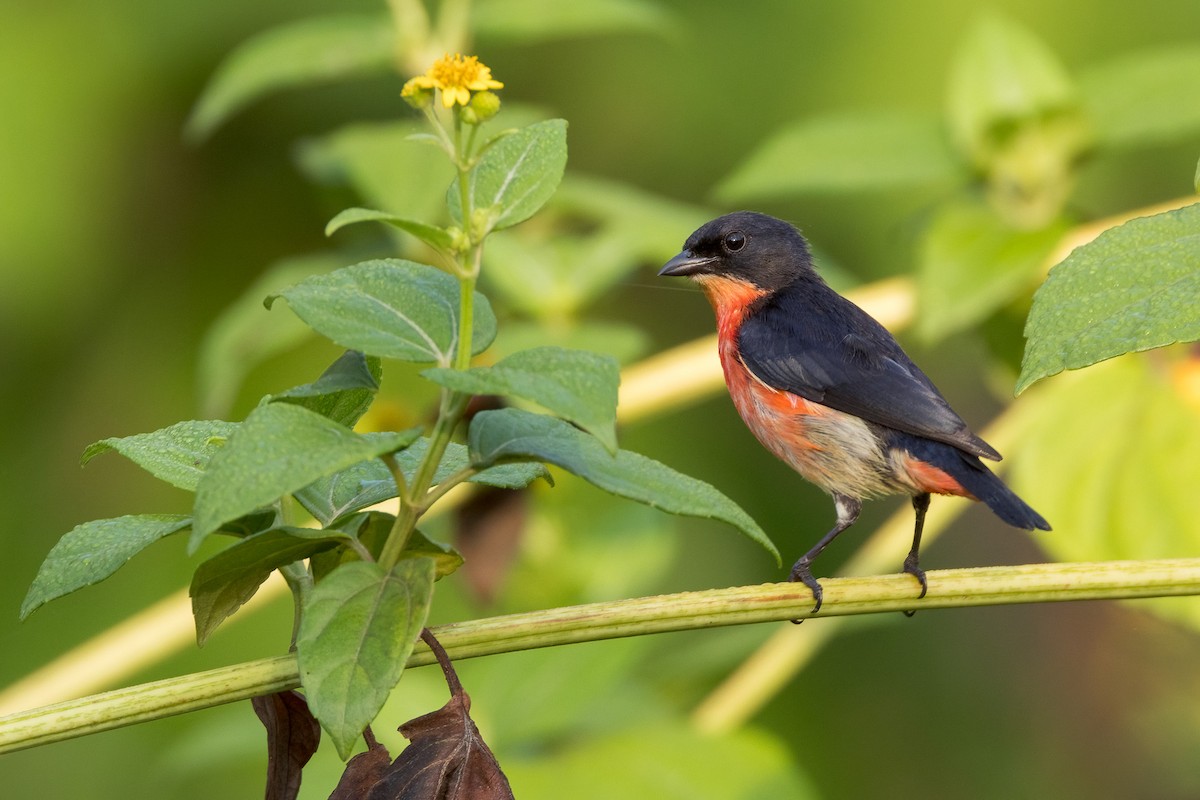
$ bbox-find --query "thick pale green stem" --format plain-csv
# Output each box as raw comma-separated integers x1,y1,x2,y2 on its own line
4,559,1199,754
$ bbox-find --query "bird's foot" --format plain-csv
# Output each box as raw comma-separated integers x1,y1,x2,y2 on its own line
901,554,928,617
788,561,823,622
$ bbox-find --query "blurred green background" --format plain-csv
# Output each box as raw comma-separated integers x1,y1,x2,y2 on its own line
3,0,1200,797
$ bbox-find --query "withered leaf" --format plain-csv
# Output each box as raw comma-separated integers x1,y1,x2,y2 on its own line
252,690,321,800
333,629,514,799
329,728,392,800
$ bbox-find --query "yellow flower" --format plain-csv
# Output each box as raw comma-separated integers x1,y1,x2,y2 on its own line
404,53,504,109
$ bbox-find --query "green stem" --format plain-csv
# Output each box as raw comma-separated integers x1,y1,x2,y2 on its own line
4,559,1200,754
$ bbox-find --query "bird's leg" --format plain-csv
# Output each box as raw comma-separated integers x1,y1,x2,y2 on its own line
902,492,931,616
789,494,861,616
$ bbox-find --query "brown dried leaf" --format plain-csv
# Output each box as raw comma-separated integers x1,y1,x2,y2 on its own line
329,728,392,800
332,629,514,799
252,690,321,800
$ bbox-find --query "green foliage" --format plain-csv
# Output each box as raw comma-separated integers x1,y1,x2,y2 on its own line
296,558,436,759
1009,356,1200,630
472,0,675,41
267,260,498,366
1018,203,1200,393
21,515,191,619
191,402,419,548
1079,45,1200,147
469,408,780,564
446,119,568,233
717,112,962,200
82,420,240,492
423,346,620,452
26,23,777,778
185,14,394,141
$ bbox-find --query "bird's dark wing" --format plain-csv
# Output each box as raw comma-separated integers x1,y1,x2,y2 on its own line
737,283,1001,460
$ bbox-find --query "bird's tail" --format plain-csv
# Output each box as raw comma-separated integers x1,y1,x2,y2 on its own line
901,438,1051,531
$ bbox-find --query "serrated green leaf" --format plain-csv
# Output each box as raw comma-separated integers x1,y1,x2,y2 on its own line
325,207,455,252
469,408,779,564
192,402,420,549
294,438,549,526
190,528,345,645
474,0,674,41
916,200,1066,341
449,119,567,233
947,14,1079,164
198,253,345,418
1080,45,1200,148
1017,203,1200,393
268,259,496,365
186,14,394,141
1008,355,1200,631
296,559,436,759
717,112,962,201
423,346,619,452
21,515,191,618
271,350,381,427
82,420,239,492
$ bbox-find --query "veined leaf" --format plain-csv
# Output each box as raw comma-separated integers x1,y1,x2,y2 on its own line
190,527,345,645
271,350,381,427
423,346,620,452
297,559,436,759
326,207,455,252
294,438,549,526
83,420,239,492
448,119,567,233
468,408,779,564
1018,203,1200,393
21,515,191,619
268,260,496,365
192,402,420,549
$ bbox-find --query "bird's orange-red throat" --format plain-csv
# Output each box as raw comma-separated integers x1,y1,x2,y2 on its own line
661,210,1049,614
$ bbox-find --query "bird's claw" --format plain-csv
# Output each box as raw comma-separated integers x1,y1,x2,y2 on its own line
902,554,927,617
788,562,823,622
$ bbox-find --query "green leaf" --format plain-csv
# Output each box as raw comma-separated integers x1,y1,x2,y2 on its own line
192,402,420,549
82,420,239,492
495,320,649,364
198,253,345,418
271,350,381,427
1009,355,1200,631
474,0,674,41
190,528,344,645
916,200,1066,341
1079,45,1200,148
297,122,455,230
21,515,191,619
325,207,455,252
186,14,393,141
268,259,496,365
294,438,549,526
423,346,620,452
717,112,962,201
448,119,568,233
296,559,436,759
947,14,1080,165
468,408,779,564
1017,203,1200,393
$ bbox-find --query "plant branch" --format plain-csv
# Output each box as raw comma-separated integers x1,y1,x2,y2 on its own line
4,559,1199,755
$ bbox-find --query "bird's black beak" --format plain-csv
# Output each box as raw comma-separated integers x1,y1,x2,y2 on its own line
658,250,716,277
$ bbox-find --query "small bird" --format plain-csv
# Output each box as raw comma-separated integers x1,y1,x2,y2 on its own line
660,211,1049,613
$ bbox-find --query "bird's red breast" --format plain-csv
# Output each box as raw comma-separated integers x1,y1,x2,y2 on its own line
695,274,973,501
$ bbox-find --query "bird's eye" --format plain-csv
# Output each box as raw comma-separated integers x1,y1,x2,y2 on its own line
723,231,746,252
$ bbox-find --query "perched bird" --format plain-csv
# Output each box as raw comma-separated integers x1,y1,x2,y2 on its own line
659,211,1049,613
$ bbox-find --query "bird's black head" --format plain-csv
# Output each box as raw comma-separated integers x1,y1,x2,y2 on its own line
658,211,815,291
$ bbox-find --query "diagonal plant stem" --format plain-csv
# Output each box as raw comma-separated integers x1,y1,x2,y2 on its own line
3,558,1200,755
